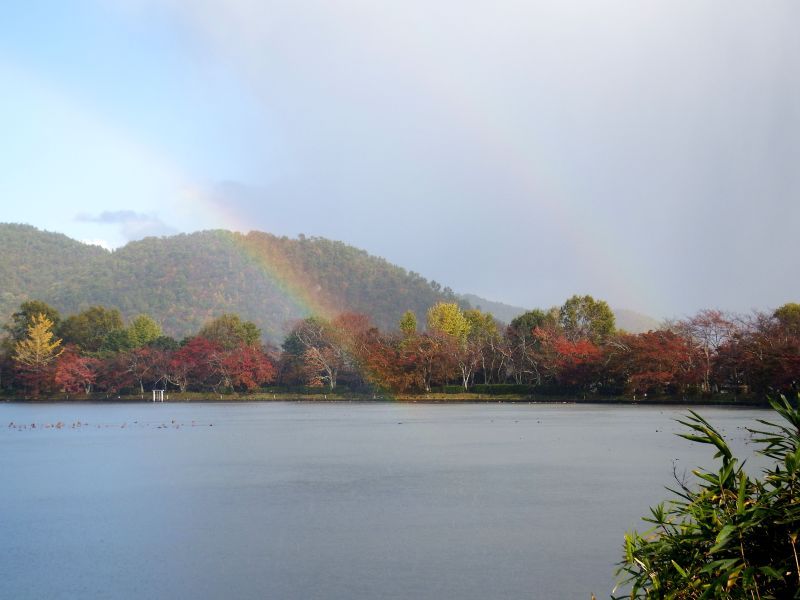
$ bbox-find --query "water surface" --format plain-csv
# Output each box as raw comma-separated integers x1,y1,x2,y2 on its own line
0,402,771,599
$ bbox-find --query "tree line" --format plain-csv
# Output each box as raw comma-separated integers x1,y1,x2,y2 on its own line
2,296,799,399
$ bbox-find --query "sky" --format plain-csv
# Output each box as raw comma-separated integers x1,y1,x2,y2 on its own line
1,0,798,319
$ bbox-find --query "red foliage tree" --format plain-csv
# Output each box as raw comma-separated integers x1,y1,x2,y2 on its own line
53,346,98,397
607,331,696,396
166,337,220,392
550,335,603,391
215,344,276,391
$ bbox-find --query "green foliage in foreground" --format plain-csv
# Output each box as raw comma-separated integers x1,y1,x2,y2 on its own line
615,395,800,599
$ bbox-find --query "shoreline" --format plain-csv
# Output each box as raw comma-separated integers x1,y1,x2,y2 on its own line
0,392,770,407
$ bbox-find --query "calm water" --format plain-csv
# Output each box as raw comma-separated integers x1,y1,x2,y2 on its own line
0,402,772,599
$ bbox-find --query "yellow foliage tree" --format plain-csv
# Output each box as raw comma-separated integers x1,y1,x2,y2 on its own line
426,302,471,343
14,313,63,369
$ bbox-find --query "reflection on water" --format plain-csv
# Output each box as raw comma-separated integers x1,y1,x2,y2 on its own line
0,402,770,599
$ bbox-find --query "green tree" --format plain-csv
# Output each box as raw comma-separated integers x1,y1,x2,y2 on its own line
559,295,615,342
615,395,800,599
4,300,61,344
198,313,261,350
399,310,417,336
774,302,800,335
59,306,125,353
101,329,134,352
127,314,162,348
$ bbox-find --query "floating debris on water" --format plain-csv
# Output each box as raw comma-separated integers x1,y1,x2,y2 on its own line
7,420,215,431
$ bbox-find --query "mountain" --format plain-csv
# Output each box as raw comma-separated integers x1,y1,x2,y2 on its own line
0,224,464,342
0,224,663,342
613,309,662,334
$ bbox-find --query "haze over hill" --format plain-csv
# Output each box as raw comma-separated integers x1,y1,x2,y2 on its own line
0,223,664,341
462,294,661,334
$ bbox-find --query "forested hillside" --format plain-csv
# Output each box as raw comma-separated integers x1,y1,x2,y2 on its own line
0,224,462,341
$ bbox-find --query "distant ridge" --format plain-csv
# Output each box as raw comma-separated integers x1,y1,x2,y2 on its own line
459,294,528,325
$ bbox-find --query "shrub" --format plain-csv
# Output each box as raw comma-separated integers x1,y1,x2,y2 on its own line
614,395,800,599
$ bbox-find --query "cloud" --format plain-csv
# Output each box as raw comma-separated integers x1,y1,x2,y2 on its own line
76,210,178,241
79,238,114,251
101,1,800,317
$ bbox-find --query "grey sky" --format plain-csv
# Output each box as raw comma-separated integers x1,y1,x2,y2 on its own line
2,1,798,318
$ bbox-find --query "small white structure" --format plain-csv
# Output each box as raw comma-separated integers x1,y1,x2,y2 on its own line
152,390,164,402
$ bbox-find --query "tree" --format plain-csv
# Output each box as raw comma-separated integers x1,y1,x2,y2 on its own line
404,331,458,392
606,331,696,396
426,302,471,342
289,317,346,390
59,306,125,353
101,328,134,352
549,335,603,392
425,303,475,389
672,310,737,394
509,309,559,341
166,337,220,392
13,313,63,396
774,302,800,336
399,310,417,336
463,309,500,386
198,313,260,350
503,311,561,386
559,295,615,342
214,345,276,392
54,347,97,397
122,347,166,397
3,300,61,344
615,396,800,599
127,314,162,348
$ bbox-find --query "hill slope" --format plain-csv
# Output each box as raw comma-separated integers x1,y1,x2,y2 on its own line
0,224,463,341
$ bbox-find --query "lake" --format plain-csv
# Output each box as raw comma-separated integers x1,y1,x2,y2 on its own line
0,402,772,599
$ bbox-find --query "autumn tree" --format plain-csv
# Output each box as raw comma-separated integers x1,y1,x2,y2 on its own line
463,309,500,386
212,345,276,392
166,337,220,392
672,310,737,394
606,330,695,396
530,327,603,392
425,302,476,389
405,331,459,392
509,309,558,341
54,347,98,397
13,313,63,396
504,309,560,386
282,317,349,390
716,312,800,395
